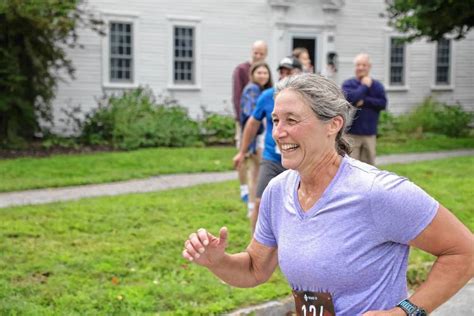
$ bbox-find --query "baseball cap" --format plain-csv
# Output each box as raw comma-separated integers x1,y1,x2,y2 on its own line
277,56,303,71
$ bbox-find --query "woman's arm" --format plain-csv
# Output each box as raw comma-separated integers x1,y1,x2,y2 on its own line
406,204,474,312
364,204,474,315
183,227,278,288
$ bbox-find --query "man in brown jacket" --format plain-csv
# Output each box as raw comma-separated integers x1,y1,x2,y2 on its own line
232,40,268,207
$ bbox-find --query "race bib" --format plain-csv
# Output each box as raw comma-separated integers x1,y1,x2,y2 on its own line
292,290,335,316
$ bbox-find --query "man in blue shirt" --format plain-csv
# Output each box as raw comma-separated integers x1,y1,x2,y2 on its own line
342,53,387,165
233,56,302,232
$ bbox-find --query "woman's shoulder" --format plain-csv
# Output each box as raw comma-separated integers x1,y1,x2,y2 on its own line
343,156,380,177
342,156,392,191
344,156,412,195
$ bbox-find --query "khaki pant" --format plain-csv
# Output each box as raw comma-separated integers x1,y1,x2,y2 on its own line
245,153,260,208
235,122,242,149
348,134,376,165
235,121,261,210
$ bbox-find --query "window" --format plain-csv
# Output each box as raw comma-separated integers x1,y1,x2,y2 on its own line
389,38,405,86
167,15,201,90
435,39,450,85
101,12,138,88
173,26,194,84
109,22,133,82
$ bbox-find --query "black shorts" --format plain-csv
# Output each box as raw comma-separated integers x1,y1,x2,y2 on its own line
256,159,286,198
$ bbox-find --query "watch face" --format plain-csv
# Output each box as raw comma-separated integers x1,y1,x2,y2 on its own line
415,309,427,316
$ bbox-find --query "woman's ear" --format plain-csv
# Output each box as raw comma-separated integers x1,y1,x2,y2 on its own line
327,116,344,137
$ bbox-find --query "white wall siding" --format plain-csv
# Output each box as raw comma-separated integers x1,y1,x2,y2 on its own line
53,0,272,126
51,0,474,132
449,33,474,111
334,0,388,85
334,0,474,114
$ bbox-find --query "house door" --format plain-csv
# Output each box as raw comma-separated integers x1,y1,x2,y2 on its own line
292,37,317,73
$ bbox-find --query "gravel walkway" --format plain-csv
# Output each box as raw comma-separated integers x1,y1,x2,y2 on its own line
0,149,472,209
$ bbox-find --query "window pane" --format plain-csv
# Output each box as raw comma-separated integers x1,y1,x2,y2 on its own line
173,26,195,84
109,22,133,82
390,38,405,85
436,39,450,85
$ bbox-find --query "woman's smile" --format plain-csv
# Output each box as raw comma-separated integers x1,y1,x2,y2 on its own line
280,143,300,152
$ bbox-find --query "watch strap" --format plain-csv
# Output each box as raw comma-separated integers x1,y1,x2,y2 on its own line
397,299,419,315
397,298,428,316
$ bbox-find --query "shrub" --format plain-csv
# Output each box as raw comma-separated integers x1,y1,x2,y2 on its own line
378,97,473,138
436,104,473,137
80,88,201,150
398,97,472,137
199,108,235,145
377,111,401,138
81,100,115,146
153,105,201,148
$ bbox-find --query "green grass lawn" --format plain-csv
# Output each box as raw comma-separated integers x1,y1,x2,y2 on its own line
0,135,473,192
377,134,474,155
0,182,289,315
0,147,235,192
0,156,472,314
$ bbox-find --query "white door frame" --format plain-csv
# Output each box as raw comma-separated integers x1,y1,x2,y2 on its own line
288,31,324,73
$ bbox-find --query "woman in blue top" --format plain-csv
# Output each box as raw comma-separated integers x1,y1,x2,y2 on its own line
183,74,473,315
239,62,273,219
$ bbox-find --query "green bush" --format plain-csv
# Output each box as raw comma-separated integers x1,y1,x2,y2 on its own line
199,108,235,145
377,111,401,138
81,101,115,146
398,97,472,137
80,88,201,150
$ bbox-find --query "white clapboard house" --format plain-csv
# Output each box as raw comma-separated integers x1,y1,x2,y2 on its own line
52,0,474,128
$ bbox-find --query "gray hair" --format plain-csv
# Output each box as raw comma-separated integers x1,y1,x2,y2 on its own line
275,73,355,156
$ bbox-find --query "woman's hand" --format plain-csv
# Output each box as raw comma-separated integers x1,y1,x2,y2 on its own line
182,227,228,268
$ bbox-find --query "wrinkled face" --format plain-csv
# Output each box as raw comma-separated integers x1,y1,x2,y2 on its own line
252,45,267,63
252,66,270,87
272,89,335,171
354,56,371,79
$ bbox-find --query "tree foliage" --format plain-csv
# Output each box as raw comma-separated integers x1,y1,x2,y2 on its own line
0,0,102,146
386,0,474,42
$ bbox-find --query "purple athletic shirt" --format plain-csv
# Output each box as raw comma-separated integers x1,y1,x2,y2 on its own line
255,155,438,315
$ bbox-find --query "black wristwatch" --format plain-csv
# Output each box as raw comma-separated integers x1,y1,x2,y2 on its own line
397,299,427,316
